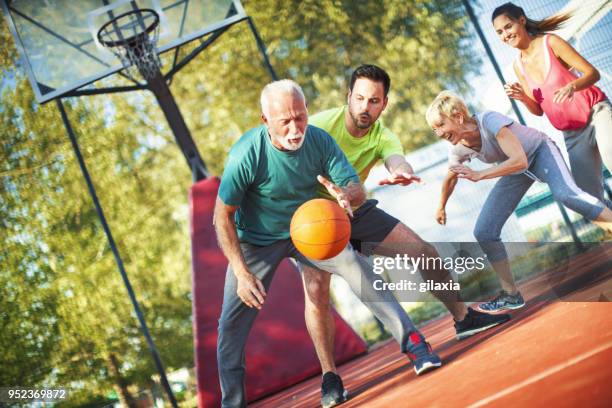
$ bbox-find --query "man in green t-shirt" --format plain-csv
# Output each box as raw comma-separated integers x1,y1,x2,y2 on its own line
300,65,511,407
215,79,443,408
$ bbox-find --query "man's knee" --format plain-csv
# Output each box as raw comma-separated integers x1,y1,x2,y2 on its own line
217,317,238,352
302,267,332,309
382,223,412,243
217,302,257,348
377,222,428,255
420,241,440,259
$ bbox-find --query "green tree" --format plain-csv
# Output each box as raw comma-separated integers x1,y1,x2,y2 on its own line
1,0,478,403
1,61,193,408
167,0,478,175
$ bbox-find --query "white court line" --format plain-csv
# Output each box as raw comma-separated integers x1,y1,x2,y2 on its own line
467,341,612,408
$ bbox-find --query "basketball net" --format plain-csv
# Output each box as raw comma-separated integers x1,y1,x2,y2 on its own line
97,9,162,82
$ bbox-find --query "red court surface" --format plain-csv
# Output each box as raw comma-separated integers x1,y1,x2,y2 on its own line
251,244,612,407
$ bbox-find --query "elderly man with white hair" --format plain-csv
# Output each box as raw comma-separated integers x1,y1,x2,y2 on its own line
214,79,442,408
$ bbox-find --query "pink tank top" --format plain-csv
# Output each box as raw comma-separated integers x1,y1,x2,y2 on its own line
516,34,606,130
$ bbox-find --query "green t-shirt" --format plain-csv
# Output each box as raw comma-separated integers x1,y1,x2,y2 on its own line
218,124,359,246
310,106,404,185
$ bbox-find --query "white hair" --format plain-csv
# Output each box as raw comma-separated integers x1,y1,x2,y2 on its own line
260,79,306,118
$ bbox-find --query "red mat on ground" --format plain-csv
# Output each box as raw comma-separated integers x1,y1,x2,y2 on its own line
190,177,368,407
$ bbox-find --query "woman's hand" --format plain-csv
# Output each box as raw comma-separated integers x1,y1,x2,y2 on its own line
504,82,528,101
450,164,483,182
553,83,575,104
435,207,447,225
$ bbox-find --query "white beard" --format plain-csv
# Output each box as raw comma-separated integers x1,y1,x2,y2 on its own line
276,133,305,151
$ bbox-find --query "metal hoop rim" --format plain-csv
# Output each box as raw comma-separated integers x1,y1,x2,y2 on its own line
97,8,160,48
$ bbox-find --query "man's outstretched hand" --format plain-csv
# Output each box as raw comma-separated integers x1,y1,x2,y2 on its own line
378,171,423,186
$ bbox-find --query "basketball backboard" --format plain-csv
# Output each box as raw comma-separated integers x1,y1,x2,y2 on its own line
1,0,247,103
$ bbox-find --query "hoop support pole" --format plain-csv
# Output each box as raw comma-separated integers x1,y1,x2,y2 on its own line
56,98,179,408
145,68,209,181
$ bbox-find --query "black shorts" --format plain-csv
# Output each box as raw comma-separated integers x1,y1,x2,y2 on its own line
349,199,400,254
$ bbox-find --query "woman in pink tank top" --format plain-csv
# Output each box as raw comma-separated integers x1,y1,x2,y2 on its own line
491,2,612,207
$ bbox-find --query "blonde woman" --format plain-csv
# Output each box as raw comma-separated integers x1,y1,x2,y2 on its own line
426,91,612,312
492,2,611,206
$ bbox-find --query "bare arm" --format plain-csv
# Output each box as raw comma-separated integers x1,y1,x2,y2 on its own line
213,196,266,309
341,180,367,207
214,197,249,275
479,127,528,179
379,154,422,186
549,34,600,103
384,154,414,174
436,171,458,225
505,63,544,116
450,127,528,181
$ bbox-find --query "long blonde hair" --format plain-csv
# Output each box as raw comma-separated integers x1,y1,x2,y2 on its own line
491,2,571,35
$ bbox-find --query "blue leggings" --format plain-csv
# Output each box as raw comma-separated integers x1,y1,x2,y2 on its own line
474,139,606,262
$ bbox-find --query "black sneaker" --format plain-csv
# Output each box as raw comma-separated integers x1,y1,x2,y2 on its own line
406,331,442,375
454,307,511,340
321,372,348,408
478,291,525,312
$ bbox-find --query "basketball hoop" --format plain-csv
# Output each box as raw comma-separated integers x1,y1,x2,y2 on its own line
97,8,162,82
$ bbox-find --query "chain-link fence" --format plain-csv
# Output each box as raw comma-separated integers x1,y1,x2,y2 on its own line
469,0,612,243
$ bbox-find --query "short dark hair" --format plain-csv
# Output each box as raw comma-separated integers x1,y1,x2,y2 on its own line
349,64,391,97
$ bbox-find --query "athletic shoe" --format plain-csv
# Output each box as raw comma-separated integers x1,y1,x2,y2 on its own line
321,372,348,408
406,331,442,375
478,291,525,312
454,307,511,340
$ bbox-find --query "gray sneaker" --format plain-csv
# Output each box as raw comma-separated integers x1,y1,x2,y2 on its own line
478,291,525,312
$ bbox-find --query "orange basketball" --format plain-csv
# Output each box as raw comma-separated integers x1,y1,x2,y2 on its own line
290,198,351,260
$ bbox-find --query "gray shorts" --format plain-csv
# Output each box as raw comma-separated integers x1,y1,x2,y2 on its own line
350,199,400,254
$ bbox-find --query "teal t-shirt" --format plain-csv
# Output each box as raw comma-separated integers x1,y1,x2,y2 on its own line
219,125,359,245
